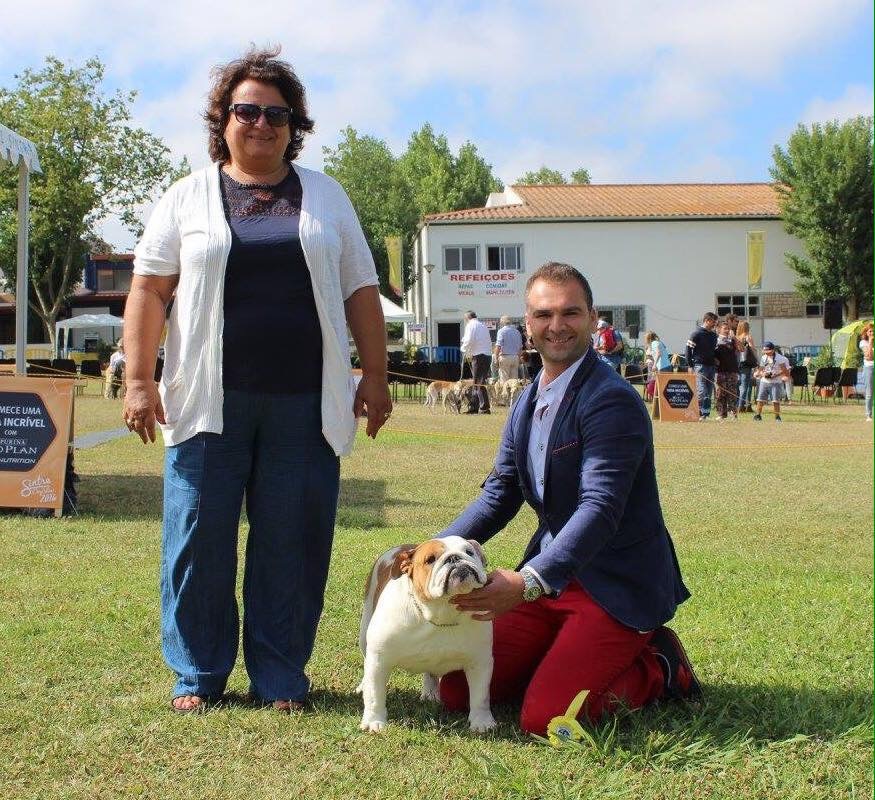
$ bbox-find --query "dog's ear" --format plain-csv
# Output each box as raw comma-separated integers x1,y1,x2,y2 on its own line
390,545,416,579
467,539,487,567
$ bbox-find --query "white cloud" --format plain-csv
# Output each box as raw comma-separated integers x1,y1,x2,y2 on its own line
800,84,874,125
1,0,870,246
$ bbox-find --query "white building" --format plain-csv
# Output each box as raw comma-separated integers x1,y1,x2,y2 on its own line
407,183,829,357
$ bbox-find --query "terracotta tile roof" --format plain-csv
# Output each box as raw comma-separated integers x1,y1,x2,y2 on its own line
424,183,783,223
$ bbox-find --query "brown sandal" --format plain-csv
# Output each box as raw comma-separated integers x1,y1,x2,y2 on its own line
244,693,304,713
271,699,305,714
171,694,211,714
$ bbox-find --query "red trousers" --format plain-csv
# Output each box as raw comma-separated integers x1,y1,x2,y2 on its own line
440,581,665,735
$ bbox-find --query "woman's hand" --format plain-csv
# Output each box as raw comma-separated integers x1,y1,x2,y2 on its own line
354,374,392,438
123,380,165,443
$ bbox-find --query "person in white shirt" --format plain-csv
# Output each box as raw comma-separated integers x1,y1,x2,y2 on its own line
461,311,493,413
752,342,790,422
123,46,390,715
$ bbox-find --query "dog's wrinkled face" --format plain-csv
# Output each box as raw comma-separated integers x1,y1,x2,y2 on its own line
394,536,487,601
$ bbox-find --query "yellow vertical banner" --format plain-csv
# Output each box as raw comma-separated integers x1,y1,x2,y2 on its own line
385,235,403,297
747,231,764,290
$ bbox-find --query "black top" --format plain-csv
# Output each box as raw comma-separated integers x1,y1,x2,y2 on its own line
686,325,718,367
714,338,739,373
220,167,322,393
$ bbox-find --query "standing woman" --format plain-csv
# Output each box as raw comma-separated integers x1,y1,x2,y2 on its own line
860,322,874,422
123,47,390,713
735,320,756,413
644,331,672,372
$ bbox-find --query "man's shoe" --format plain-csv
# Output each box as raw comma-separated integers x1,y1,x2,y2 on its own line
752,414,762,421
464,409,478,414
479,409,491,414
650,626,702,701
775,415,782,422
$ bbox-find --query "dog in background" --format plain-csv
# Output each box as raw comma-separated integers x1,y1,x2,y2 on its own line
424,380,463,413
357,536,495,733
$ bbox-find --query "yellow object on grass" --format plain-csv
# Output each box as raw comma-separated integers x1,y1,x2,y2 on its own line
545,689,590,746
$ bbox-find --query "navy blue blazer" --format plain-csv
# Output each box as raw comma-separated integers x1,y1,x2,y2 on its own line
441,347,690,631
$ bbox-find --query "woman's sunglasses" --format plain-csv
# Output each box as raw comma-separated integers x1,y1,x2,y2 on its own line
228,103,292,127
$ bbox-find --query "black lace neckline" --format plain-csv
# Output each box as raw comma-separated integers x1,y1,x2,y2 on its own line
221,165,294,190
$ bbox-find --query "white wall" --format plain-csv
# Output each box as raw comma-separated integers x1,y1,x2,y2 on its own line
413,218,825,354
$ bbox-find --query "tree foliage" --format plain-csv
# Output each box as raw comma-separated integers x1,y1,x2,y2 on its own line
322,127,417,296
515,166,591,185
0,56,187,343
770,116,873,320
323,123,502,293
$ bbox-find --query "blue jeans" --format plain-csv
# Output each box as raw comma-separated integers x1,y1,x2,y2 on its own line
863,363,873,418
161,390,340,702
737,367,753,410
693,365,716,417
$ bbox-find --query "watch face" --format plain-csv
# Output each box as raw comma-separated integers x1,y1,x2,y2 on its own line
523,583,542,602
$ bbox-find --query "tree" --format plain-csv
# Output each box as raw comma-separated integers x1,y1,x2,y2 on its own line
516,166,566,185
515,166,591,185
0,56,187,345
323,127,417,295
452,141,503,210
770,116,873,320
324,123,502,291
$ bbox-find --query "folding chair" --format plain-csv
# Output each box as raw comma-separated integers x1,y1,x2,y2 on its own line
790,365,811,403
812,367,838,402
837,368,859,403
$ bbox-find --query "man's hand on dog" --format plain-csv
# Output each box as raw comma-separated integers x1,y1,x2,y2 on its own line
450,568,525,621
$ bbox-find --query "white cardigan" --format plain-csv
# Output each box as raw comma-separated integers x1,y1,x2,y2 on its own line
133,163,377,454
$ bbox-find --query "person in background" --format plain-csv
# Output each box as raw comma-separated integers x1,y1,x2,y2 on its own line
713,321,740,420
461,311,493,414
724,313,739,335
123,46,390,714
860,322,874,422
752,342,790,422
735,321,756,413
496,315,524,381
686,312,719,420
105,339,127,400
644,331,672,372
594,318,623,373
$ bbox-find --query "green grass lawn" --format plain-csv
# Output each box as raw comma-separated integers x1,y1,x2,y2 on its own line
1,395,872,799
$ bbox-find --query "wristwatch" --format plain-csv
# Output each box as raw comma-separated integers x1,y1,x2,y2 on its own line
520,567,545,602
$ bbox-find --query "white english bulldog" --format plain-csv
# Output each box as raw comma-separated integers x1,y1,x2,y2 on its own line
357,535,496,733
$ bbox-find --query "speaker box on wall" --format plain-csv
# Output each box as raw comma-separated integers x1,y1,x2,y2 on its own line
627,324,640,339
823,298,843,329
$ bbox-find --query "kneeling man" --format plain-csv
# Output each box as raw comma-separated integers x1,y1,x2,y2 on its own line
439,262,700,735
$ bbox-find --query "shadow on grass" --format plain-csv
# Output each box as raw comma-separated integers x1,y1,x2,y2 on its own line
76,474,420,529
306,682,872,746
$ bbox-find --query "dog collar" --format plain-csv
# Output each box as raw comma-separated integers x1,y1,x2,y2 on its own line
410,590,460,627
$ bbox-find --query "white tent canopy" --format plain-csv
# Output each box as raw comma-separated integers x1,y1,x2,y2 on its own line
380,294,414,323
55,314,124,356
1,123,42,374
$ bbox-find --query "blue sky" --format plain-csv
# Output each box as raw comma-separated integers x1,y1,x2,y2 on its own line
1,0,872,246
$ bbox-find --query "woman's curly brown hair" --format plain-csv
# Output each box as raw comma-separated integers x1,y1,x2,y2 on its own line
204,45,315,163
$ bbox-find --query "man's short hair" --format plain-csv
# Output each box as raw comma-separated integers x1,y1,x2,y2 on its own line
703,311,719,324
525,262,594,310
499,315,511,326
465,310,477,319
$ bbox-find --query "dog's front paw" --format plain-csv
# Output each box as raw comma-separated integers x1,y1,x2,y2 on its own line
468,710,497,732
359,715,387,733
